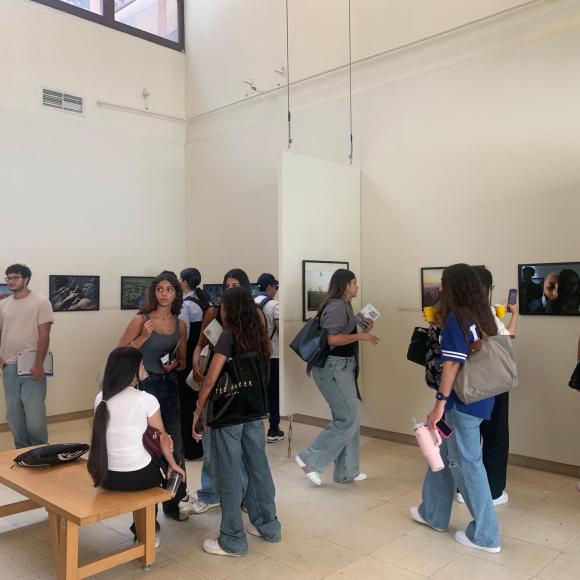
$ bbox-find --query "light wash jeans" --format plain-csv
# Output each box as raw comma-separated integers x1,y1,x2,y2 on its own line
211,419,281,555
418,406,500,548
299,356,360,482
2,363,48,449
196,426,221,505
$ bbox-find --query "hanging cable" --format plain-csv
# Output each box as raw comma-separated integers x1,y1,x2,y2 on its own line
285,0,293,149
348,0,354,164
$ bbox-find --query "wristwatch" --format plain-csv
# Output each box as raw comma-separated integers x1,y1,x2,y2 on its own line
435,391,450,402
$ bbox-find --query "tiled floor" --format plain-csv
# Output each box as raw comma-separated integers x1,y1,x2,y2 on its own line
1,419,579,579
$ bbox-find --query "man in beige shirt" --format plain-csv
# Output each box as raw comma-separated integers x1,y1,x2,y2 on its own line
0,264,54,448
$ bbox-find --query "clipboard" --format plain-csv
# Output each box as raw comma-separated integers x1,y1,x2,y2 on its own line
16,351,54,377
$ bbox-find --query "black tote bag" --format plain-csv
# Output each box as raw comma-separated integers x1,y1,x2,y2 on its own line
207,350,269,428
289,317,329,368
406,327,429,366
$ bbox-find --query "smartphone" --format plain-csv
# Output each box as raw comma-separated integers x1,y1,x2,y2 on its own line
507,288,518,305
160,353,171,365
436,419,453,439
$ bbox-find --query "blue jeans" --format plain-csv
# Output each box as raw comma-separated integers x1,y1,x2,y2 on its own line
2,363,48,448
196,425,221,505
211,419,281,555
418,406,500,548
299,356,360,482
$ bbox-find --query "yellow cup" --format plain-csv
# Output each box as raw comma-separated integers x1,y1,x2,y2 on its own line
494,304,506,318
423,306,436,323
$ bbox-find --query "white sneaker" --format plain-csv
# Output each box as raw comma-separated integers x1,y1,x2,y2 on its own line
493,491,509,506
246,523,262,537
202,538,243,557
187,493,220,514
155,534,161,549
353,473,368,482
455,492,465,504
295,455,322,486
454,530,501,553
410,506,445,532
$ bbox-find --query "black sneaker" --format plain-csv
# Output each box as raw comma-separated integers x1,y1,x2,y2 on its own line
267,429,285,443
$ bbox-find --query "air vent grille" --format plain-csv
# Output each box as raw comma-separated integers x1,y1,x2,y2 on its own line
43,88,83,114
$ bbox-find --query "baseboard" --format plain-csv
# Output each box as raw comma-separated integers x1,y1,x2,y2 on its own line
290,414,580,478
0,409,93,433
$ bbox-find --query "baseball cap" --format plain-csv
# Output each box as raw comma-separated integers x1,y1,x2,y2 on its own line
257,273,279,290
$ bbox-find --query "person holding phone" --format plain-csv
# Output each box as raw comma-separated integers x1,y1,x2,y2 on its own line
88,347,186,548
410,264,501,553
118,271,189,522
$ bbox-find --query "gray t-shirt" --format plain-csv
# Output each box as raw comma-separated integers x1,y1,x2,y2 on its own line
320,298,356,335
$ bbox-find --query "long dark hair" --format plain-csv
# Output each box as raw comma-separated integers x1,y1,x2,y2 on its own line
440,264,497,337
220,287,270,359
222,268,251,290
139,272,183,316
317,269,356,315
87,347,143,487
180,267,211,310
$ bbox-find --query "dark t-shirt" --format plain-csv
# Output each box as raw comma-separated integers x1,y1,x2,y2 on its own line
214,329,234,358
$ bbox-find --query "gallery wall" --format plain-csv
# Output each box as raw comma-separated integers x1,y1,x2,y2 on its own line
185,0,580,466
0,0,187,421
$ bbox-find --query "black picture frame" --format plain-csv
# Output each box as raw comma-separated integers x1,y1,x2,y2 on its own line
121,276,155,310
302,260,349,321
518,262,580,316
49,275,100,312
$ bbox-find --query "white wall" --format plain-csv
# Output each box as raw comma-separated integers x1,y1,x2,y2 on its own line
0,0,186,420
184,0,580,466
278,152,361,418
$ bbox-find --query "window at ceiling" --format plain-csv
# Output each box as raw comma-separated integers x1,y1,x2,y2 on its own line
32,0,184,51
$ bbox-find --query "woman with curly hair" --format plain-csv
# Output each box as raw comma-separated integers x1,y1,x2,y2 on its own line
118,271,189,522
192,287,281,557
411,263,502,553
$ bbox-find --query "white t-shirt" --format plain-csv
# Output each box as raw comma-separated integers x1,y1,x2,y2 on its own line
0,291,54,363
94,387,160,472
255,294,279,358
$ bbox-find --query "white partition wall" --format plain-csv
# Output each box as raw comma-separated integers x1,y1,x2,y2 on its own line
278,152,361,418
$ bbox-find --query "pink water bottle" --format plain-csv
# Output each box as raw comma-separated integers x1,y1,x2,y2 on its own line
413,419,445,472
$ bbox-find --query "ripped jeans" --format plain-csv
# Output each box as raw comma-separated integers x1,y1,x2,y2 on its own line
418,406,500,548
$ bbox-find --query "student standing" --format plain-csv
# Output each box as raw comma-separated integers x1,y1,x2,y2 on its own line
0,264,54,448
255,273,284,443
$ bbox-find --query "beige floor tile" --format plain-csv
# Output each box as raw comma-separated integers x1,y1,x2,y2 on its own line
406,525,472,555
469,536,559,576
246,522,313,557
359,501,424,533
275,537,360,578
224,557,316,580
431,554,531,580
371,534,460,576
536,552,580,580
324,556,426,580
509,468,573,493
96,556,204,579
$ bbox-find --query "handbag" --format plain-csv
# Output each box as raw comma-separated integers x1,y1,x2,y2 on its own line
207,348,269,428
454,333,518,404
14,443,89,468
407,327,429,366
142,426,163,458
289,317,329,368
569,361,580,390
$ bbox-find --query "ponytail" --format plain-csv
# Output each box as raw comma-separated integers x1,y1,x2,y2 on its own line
87,400,110,487
193,287,212,311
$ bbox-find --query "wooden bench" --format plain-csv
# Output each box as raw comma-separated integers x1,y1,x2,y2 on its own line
0,447,171,579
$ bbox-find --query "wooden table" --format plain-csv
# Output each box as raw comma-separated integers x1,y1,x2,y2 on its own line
0,448,171,579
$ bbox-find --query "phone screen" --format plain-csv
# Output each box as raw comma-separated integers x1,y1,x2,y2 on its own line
507,288,518,305
436,419,453,439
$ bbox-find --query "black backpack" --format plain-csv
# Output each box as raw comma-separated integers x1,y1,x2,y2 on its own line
256,296,277,340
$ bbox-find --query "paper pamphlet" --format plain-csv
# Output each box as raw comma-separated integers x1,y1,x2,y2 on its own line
203,319,223,346
355,303,381,332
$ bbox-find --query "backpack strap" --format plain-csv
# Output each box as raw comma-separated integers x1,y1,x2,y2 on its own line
256,296,278,339
184,295,206,311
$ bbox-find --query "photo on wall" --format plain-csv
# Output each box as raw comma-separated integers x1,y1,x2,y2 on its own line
203,284,223,305
421,265,485,309
0,283,10,301
302,260,349,320
49,275,100,312
121,276,155,310
518,262,580,315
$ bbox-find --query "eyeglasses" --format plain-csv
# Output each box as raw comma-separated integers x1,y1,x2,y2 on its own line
4,275,22,282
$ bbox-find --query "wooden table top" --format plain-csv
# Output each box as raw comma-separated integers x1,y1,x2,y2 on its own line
0,447,172,526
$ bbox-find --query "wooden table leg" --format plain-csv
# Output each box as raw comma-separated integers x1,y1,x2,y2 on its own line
49,511,79,580
133,505,156,567
48,512,62,570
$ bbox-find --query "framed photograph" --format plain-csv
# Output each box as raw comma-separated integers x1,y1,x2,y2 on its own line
0,283,11,301
121,276,155,310
250,283,260,298
421,265,485,309
203,283,223,305
302,260,349,321
49,275,100,312
518,262,580,315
